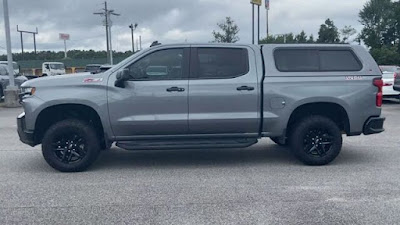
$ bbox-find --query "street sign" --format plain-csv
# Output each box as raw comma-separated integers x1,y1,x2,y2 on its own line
59,33,70,40
250,0,262,6
265,0,270,9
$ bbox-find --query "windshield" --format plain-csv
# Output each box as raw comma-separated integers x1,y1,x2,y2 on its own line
380,66,400,73
50,64,65,70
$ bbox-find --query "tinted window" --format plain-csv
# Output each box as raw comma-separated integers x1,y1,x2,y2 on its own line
274,49,362,72
274,49,319,72
127,48,184,80
320,50,362,71
196,48,249,79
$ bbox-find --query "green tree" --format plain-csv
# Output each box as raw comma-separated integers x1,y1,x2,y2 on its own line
317,19,340,43
212,17,240,43
295,31,308,43
359,0,394,48
308,34,315,43
341,26,357,43
370,46,400,65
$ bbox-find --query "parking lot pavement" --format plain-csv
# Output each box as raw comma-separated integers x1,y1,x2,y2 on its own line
0,103,400,224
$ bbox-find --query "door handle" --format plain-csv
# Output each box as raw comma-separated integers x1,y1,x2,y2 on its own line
236,86,255,91
167,87,185,92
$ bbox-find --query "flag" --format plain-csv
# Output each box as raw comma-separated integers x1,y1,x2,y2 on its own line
265,0,270,10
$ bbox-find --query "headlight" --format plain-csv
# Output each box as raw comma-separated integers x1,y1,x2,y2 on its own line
21,87,36,95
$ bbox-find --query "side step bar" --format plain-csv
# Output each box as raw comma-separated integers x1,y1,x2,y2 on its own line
116,138,258,151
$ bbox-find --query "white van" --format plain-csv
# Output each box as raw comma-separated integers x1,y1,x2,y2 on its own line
42,62,66,76
0,61,19,75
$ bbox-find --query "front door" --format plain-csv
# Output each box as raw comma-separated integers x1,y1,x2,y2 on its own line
108,47,190,138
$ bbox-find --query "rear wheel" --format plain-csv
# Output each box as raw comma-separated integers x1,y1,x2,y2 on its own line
289,116,342,166
42,119,100,172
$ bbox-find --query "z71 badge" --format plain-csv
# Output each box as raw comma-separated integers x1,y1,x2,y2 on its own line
345,76,363,80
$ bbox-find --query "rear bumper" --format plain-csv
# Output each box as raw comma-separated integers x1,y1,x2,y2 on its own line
363,117,385,135
17,112,36,147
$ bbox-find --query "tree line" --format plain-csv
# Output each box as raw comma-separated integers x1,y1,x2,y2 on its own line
212,17,357,45
0,50,134,62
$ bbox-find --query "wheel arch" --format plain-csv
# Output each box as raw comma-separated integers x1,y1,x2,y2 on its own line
34,103,109,149
287,102,351,135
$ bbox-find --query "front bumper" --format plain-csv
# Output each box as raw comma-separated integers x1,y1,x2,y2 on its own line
17,112,36,147
363,117,385,135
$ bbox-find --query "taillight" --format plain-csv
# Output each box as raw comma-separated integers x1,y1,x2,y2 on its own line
373,78,383,107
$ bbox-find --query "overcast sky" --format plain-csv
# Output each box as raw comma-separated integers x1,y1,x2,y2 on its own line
0,0,368,54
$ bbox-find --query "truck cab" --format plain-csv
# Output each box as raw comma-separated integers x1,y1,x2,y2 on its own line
42,62,66,76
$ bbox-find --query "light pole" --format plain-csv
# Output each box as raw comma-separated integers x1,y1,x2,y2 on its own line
129,23,138,52
2,0,19,107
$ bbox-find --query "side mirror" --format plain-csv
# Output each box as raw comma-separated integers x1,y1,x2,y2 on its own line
114,68,131,88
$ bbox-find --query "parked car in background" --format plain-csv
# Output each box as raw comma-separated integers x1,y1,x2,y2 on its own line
0,64,27,99
18,43,385,172
379,65,400,99
42,62,66,76
394,72,400,92
0,61,20,75
85,64,102,74
99,64,112,73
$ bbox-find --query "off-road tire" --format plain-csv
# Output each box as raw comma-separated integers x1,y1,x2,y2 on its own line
42,119,100,172
289,116,342,166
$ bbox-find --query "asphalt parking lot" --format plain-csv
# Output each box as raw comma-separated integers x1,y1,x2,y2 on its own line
1,101,400,224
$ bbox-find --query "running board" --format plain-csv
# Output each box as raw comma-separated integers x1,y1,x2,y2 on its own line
116,138,258,151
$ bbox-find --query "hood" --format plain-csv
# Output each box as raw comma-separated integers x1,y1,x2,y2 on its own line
21,72,106,88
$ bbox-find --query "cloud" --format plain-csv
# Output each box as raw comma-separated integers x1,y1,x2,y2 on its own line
0,0,369,55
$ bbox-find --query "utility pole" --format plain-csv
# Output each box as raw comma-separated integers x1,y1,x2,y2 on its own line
129,23,138,52
139,35,142,50
94,1,120,65
266,0,270,37
3,0,19,107
17,25,39,58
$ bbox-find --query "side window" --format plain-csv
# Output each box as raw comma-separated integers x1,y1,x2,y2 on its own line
274,49,319,72
274,48,363,72
127,48,184,80
320,50,362,71
195,48,249,79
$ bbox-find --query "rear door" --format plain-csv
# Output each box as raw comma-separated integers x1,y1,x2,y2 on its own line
188,46,260,135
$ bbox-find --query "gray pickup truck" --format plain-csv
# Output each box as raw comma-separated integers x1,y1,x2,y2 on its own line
18,43,385,172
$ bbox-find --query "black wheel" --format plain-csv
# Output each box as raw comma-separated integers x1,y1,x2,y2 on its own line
270,137,287,146
42,119,100,172
289,116,342,166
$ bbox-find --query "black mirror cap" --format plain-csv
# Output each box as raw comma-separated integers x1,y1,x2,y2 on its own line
114,69,130,88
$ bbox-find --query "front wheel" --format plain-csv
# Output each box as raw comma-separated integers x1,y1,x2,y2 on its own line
289,116,342,166
42,119,100,172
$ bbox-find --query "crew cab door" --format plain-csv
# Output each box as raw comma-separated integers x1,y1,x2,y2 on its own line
188,46,260,135
108,47,190,137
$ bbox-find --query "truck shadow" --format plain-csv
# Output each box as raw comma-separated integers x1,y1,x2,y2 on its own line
90,143,369,171
92,145,296,171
